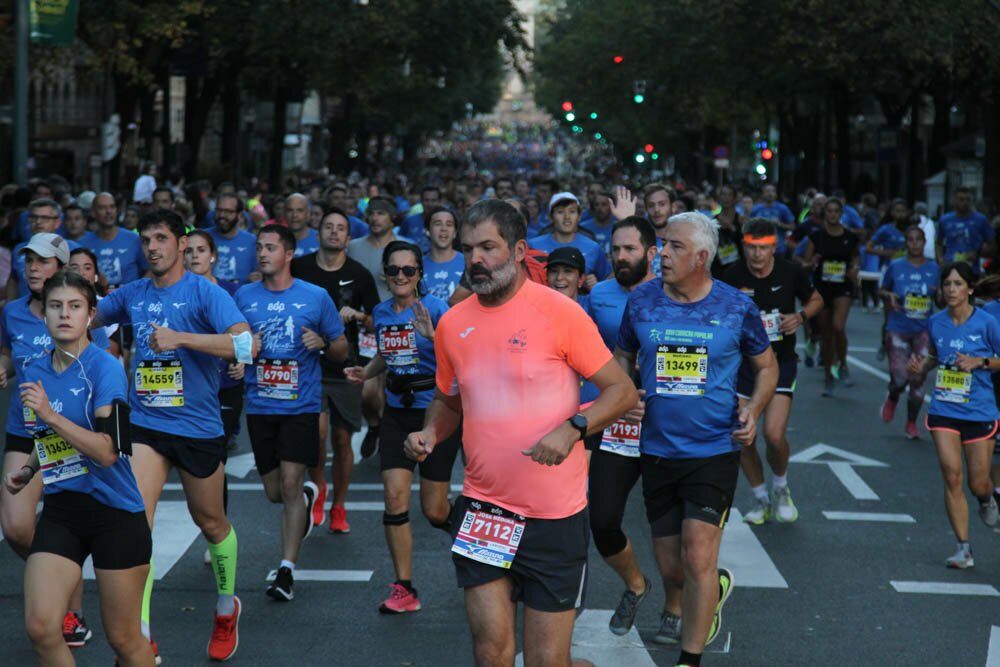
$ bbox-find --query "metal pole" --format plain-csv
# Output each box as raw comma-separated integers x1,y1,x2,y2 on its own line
14,0,29,184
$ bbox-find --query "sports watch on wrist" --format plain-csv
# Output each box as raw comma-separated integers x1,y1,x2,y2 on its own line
568,413,588,439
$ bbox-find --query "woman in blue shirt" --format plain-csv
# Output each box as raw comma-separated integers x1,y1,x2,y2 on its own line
5,270,154,666
345,241,459,615
910,262,1000,570
878,226,939,439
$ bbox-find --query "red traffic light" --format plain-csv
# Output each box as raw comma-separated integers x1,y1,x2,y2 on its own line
613,55,624,64
644,143,654,153
761,148,774,160
561,101,573,112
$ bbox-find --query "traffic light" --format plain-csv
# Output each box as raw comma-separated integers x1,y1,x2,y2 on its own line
594,132,602,140
561,101,573,112
633,80,646,104
590,112,598,120
565,112,576,122
761,148,773,160
613,55,624,64
634,154,646,164
644,144,654,153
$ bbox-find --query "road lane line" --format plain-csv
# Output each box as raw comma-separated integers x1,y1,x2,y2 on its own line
987,626,1000,667
720,509,788,588
163,482,464,492
822,511,915,523
828,462,880,500
891,581,1000,596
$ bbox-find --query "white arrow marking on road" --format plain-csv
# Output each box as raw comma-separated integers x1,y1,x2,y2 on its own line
891,581,1000,596
84,501,200,580
224,452,257,478
162,482,465,493
720,509,788,588
822,511,915,523
790,444,887,500
986,626,1000,667
265,569,372,582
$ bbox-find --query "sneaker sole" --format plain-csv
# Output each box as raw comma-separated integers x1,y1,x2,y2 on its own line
378,603,422,614
266,586,294,602
743,512,768,525
328,526,351,534
946,560,974,569
651,634,680,645
707,569,735,646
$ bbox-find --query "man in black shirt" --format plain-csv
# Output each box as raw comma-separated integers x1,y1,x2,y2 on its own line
292,207,380,533
722,219,823,526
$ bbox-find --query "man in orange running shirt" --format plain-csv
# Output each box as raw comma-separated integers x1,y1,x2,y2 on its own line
405,199,638,667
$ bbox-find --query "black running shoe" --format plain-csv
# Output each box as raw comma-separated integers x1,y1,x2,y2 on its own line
267,566,294,601
361,424,380,459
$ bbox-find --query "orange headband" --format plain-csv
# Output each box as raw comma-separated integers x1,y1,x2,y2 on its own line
743,235,777,245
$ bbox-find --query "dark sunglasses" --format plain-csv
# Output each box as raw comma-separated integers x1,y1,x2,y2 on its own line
385,265,419,277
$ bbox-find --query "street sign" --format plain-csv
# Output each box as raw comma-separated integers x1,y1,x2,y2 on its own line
714,158,730,169
713,145,729,159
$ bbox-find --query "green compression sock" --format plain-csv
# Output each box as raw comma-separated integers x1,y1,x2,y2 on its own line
208,527,238,614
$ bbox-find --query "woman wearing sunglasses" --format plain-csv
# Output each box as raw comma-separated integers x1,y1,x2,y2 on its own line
345,240,461,615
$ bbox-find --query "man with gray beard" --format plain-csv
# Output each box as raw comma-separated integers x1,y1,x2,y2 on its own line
404,200,637,667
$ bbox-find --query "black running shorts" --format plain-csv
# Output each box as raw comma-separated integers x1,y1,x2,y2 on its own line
641,451,740,537
380,406,461,482
132,424,226,479
31,491,151,570
246,413,320,475
450,495,589,613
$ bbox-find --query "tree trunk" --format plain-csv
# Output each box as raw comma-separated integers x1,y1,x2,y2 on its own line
139,88,156,164
834,87,851,196
220,76,240,174
984,91,1000,206
269,85,288,189
182,74,224,179
907,95,923,203
929,86,952,176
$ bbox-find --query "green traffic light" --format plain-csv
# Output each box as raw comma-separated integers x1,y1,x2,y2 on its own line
590,112,598,120
633,94,644,104
565,112,576,122
651,152,659,160
594,132,602,140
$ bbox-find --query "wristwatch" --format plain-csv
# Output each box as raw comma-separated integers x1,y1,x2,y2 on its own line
568,413,588,439
983,357,990,370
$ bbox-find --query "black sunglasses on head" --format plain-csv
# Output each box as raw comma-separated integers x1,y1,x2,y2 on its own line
385,265,419,277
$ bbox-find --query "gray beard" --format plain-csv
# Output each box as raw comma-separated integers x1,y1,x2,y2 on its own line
469,258,518,300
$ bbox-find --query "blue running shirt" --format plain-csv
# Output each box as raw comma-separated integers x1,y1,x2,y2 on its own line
881,258,939,335
23,344,143,512
236,279,345,414
927,308,1000,421
422,253,465,301
207,227,258,295
373,295,449,409
617,280,771,459
3,297,53,437
528,234,612,280
80,229,147,286
97,272,248,438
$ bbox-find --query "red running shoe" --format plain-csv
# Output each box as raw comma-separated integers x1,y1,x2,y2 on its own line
379,583,421,614
880,394,897,423
207,596,241,661
312,479,327,528
329,504,351,534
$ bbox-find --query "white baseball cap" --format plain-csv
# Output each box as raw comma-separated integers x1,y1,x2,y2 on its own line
548,191,580,216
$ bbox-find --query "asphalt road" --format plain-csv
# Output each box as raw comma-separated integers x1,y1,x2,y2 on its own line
2,306,1000,666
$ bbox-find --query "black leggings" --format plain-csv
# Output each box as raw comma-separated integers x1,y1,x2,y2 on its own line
588,445,642,558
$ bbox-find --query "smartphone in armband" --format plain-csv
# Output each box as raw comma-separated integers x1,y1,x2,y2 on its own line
98,399,132,456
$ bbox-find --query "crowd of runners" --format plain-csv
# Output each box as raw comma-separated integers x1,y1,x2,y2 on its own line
1,170,999,667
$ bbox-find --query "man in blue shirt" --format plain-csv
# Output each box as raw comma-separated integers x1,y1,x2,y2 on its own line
236,224,347,602
615,212,777,665
750,184,795,254
581,188,616,256
421,207,464,301
286,193,320,258
529,192,611,290
400,186,444,254
208,193,259,294
936,186,993,269
94,209,255,662
82,192,147,288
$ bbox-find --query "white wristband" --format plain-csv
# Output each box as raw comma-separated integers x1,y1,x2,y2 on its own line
232,331,253,364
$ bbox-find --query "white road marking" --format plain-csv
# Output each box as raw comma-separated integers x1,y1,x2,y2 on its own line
224,452,256,478
163,482,464,492
265,569,372,582
891,581,1000,596
986,626,1000,667
822,511,915,523
84,501,199,580
720,509,788,588
790,444,887,500
515,609,658,667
